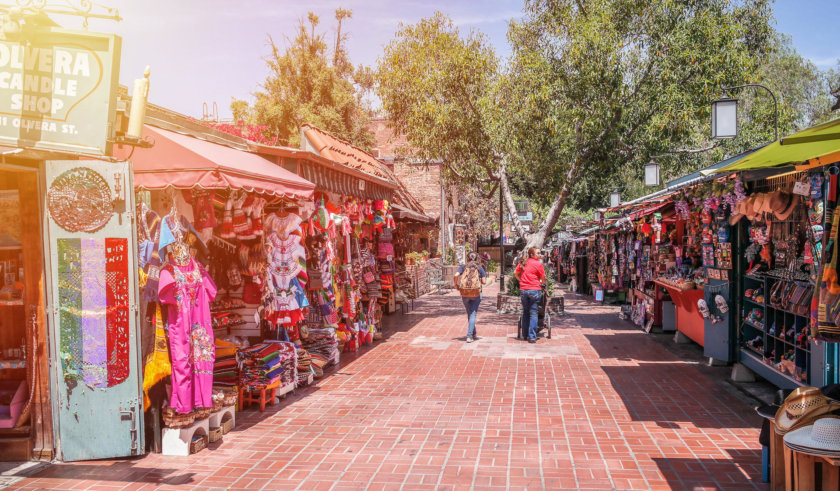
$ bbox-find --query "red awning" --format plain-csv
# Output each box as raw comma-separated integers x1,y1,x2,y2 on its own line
628,201,672,220
118,125,315,199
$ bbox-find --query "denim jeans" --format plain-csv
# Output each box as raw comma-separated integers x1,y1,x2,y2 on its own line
521,289,542,341
462,296,481,338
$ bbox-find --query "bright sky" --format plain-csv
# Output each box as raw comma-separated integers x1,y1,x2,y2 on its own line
77,0,839,120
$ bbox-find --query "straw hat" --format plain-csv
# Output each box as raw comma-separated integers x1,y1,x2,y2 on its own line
774,387,840,434
745,195,762,221
773,192,799,221
756,192,773,215
729,199,748,226
784,417,840,455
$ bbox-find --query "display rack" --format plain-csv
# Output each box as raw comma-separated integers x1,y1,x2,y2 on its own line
740,273,811,386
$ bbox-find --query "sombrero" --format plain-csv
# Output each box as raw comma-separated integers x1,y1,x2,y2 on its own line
774,386,840,435
784,417,840,456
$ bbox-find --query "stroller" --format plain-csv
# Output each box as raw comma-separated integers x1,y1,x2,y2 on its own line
516,285,552,340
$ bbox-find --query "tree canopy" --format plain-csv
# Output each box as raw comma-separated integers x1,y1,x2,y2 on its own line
234,10,373,150
377,0,795,247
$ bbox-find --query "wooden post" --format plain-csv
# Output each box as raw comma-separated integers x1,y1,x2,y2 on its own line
19,171,52,460
771,429,786,491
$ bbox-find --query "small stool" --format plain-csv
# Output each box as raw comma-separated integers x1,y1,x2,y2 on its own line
209,405,235,430
239,380,280,412
161,417,209,456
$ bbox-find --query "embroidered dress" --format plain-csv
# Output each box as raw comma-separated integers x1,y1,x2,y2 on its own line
158,259,217,414
264,233,309,338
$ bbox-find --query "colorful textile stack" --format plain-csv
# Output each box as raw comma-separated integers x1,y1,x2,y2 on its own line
296,348,312,384
302,328,339,376
238,341,297,391
213,339,239,387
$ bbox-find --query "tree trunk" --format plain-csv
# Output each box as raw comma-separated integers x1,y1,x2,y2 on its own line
524,158,581,249
499,161,528,241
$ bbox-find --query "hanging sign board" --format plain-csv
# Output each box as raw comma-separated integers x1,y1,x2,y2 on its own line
0,27,121,157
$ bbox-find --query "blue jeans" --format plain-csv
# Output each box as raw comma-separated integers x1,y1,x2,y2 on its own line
462,296,481,338
521,290,542,340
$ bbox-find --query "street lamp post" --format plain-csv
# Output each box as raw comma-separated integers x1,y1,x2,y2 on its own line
712,84,779,141
644,160,661,187
499,181,505,292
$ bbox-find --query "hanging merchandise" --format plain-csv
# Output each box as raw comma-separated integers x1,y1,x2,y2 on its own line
158,240,218,414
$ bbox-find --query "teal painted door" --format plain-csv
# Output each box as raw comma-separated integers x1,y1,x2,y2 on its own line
44,160,143,461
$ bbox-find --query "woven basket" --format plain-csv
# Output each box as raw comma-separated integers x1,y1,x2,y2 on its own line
222,391,238,407
208,426,223,443
162,406,195,429
189,434,208,454
212,400,224,413
193,407,212,420
220,417,234,434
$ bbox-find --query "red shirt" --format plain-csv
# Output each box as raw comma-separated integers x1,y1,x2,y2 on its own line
516,258,545,291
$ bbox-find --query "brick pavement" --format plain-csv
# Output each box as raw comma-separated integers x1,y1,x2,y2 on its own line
8,284,766,490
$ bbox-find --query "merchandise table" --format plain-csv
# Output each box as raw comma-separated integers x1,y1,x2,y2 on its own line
654,280,705,346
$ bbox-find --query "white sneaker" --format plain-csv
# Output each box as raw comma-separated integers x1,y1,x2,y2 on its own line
466,336,474,343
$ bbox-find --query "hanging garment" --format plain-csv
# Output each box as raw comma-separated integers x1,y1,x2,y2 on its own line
142,305,171,410
158,259,217,414
188,189,217,230
265,212,303,240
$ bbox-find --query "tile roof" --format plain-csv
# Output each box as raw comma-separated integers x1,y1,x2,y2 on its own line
302,124,396,182
302,123,429,217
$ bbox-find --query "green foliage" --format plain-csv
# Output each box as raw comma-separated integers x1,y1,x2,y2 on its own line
377,2,777,246
444,247,457,265
377,13,499,182
502,0,774,208
486,260,498,274
237,9,374,149
506,275,520,296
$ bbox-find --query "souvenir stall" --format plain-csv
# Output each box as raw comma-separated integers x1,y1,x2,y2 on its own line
391,214,434,309
627,211,673,331
123,123,317,454
590,228,631,303
734,170,827,388
650,199,708,346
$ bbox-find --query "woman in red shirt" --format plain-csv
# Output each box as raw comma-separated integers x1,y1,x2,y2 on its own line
515,247,546,343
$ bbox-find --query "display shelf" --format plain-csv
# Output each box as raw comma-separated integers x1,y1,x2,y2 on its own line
743,298,764,309
738,271,814,386
740,348,805,389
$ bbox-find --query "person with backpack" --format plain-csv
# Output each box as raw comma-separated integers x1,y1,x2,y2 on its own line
515,247,546,343
453,251,487,343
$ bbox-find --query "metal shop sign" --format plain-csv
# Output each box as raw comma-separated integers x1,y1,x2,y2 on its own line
0,27,121,156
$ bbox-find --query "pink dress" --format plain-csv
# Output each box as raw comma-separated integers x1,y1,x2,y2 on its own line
158,259,217,414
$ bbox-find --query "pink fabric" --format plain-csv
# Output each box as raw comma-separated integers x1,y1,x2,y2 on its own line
0,380,27,429
159,260,217,414
516,258,545,291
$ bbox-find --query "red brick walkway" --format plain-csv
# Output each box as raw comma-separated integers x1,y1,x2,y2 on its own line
10,285,765,490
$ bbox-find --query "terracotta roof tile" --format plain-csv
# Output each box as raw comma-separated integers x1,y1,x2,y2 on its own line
302,124,395,181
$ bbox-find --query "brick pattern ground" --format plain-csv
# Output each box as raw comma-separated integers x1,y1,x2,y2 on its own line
8,285,766,490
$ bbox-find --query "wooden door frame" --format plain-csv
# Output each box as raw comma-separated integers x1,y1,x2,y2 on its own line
0,161,53,460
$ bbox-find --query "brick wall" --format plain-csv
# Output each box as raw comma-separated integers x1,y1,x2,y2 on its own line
391,161,442,219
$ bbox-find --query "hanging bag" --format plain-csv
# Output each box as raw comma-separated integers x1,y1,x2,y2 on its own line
306,257,324,291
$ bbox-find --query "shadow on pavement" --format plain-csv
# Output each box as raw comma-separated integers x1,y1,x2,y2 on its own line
600,364,762,429
652,449,763,490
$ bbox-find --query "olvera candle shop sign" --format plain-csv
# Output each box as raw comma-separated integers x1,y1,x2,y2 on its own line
0,27,121,156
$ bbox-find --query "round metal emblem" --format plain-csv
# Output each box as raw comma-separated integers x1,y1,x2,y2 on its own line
47,167,113,233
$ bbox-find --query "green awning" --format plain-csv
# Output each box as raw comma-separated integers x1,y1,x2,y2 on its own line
711,118,840,173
